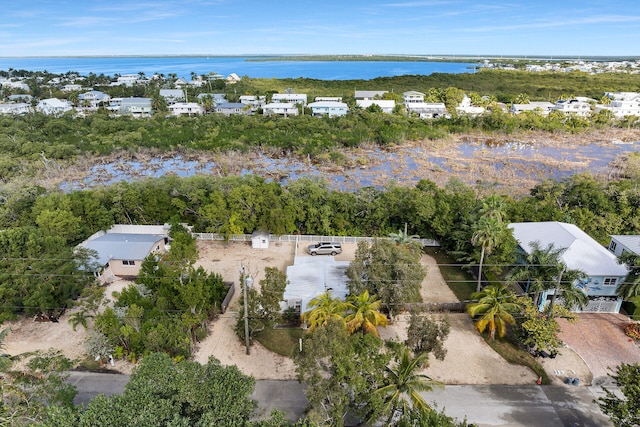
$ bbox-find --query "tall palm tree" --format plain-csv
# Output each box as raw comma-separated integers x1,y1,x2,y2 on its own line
344,291,388,337
507,241,567,307
467,284,520,340
372,345,441,425
301,291,346,332
471,216,505,292
548,267,588,316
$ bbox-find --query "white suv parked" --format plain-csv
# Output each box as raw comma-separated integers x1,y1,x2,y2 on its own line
307,242,342,256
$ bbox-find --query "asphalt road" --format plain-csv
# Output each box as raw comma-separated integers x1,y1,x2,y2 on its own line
67,372,613,426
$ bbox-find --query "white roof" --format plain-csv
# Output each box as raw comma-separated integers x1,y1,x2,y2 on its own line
356,100,395,108
284,256,350,314
509,222,628,277
611,235,640,255
307,101,348,108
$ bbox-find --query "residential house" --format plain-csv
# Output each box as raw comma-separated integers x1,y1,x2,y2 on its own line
61,84,82,92
406,102,448,119
595,92,640,118
608,235,640,258
109,97,153,118
354,90,388,100
197,93,227,107
36,98,73,116
159,89,186,105
262,102,299,117
78,90,110,109
110,74,141,87
226,73,241,84
282,256,350,315
510,102,555,116
455,95,485,116
315,97,343,102
551,98,593,117
356,99,395,114
80,224,170,280
307,101,348,117
239,95,266,110
271,93,307,105
8,94,33,103
215,102,250,116
402,91,425,104
510,222,629,313
0,103,33,115
0,79,29,91
169,102,205,116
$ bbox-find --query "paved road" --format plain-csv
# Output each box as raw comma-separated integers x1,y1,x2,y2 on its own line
67,373,613,426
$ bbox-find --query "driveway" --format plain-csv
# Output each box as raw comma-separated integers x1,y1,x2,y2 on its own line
557,313,640,385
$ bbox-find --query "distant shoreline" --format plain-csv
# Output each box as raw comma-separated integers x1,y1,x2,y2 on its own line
1,54,639,62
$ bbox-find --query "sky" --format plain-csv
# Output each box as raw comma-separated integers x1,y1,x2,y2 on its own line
2,0,640,57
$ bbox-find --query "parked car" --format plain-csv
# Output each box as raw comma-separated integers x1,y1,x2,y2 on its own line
307,242,342,256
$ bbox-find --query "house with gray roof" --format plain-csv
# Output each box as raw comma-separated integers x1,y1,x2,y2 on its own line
159,89,185,104
215,102,251,116
0,102,33,115
36,98,73,116
354,90,388,100
80,226,169,279
510,222,629,313
608,235,640,258
307,101,348,117
283,256,350,314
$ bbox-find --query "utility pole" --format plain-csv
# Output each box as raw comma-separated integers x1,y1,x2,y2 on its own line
242,266,253,355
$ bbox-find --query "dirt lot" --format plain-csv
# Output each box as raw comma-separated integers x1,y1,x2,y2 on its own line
3,240,594,385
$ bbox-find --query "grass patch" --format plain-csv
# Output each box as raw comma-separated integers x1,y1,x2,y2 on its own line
484,336,551,385
255,324,305,358
424,246,476,302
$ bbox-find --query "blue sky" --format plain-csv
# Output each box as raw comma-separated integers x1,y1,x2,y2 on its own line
2,0,640,57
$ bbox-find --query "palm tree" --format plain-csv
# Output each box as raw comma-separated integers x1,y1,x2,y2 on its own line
548,267,588,316
68,310,94,331
507,241,567,307
617,254,640,299
471,216,505,292
467,284,520,340
372,345,441,425
301,291,346,332
344,291,388,337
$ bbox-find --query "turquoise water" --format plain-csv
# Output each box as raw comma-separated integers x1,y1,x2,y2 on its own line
0,56,478,80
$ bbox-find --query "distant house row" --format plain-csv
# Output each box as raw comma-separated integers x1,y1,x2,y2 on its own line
510,92,640,118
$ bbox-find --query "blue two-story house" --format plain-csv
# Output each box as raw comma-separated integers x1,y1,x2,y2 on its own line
509,222,629,313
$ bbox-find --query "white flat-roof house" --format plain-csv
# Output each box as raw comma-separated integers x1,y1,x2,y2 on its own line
169,102,205,116
595,92,640,118
510,222,629,313
0,103,33,115
510,102,555,116
239,95,266,110
36,98,73,116
271,93,307,105
110,74,142,87
356,99,396,114
455,95,485,116
263,102,299,117
307,101,348,117
61,84,82,92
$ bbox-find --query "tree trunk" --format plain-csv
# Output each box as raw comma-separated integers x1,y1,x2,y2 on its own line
476,246,486,293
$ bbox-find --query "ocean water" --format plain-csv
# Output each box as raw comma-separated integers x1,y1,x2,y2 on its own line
0,56,478,80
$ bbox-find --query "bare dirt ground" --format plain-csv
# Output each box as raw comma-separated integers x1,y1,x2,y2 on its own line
2,240,594,385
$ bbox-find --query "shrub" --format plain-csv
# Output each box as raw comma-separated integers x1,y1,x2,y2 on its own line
624,322,640,340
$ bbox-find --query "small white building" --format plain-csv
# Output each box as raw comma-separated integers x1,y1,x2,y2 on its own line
239,95,266,110
551,98,593,117
595,92,640,118
403,91,425,104
109,97,153,118
215,102,250,116
406,102,448,119
455,95,485,116
251,231,270,249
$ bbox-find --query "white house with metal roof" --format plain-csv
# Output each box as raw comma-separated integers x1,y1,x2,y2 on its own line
356,99,395,114
307,101,348,117
510,222,629,313
283,256,350,315
608,235,640,258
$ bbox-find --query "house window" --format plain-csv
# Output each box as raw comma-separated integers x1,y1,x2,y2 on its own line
603,277,618,286
608,241,617,252
122,260,136,266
